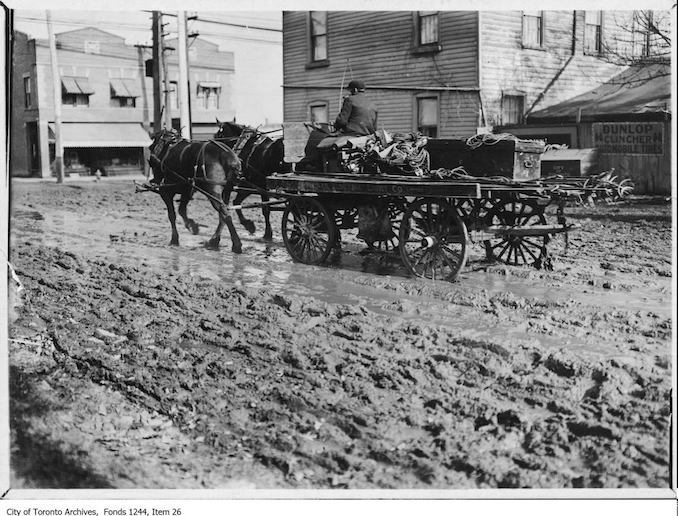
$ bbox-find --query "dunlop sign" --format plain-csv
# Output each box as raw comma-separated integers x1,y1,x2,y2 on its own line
593,122,663,155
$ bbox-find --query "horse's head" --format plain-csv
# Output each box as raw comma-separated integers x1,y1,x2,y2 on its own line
215,120,248,140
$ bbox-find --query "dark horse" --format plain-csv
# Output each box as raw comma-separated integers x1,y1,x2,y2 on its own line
214,120,290,241
148,129,243,253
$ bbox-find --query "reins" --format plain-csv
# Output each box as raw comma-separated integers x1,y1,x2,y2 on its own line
149,137,241,206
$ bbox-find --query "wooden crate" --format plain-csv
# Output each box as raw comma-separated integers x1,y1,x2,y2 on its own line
426,138,545,181
541,148,599,177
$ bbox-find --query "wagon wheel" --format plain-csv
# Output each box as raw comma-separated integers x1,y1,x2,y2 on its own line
374,197,407,253
455,198,495,231
282,197,337,265
484,199,549,267
334,207,358,230
399,198,468,281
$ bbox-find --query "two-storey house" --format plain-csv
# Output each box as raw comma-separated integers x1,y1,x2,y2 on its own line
282,11,643,141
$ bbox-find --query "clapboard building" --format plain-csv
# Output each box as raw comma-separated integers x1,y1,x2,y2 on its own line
282,11,652,139
11,27,235,177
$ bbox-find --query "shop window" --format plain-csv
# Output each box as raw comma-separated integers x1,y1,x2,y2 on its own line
584,11,603,55
23,76,31,108
309,102,329,124
417,96,438,137
522,11,543,49
502,94,525,125
309,11,328,63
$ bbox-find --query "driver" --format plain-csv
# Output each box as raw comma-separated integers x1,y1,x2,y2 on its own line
334,80,378,136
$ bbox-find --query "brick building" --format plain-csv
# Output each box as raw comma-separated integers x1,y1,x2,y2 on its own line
11,27,235,177
282,11,653,140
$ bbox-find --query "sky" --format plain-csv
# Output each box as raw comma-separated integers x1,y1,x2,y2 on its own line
13,9,284,125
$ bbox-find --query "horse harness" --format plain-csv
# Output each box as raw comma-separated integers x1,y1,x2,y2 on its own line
150,137,240,189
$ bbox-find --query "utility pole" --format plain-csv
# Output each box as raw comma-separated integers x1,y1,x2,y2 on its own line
46,10,64,183
162,19,172,129
177,11,191,140
151,11,162,132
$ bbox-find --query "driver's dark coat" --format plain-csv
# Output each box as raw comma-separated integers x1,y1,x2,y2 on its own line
334,92,378,136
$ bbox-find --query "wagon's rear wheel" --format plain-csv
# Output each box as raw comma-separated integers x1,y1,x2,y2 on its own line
455,198,495,231
484,199,549,267
399,198,468,281
282,197,337,265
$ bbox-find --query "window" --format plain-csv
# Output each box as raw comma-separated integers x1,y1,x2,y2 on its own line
632,11,654,58
23,76,31,108
309,102,329,124
310,11,327,62
169,81,178,110
197,83,221,109
110,78,139,108
501,94,525,125
417,97,438,137
61,76,93,107
112,97,136,108
418,11,439,45
522,11,543,48
584,11,603,54
84,40,100,54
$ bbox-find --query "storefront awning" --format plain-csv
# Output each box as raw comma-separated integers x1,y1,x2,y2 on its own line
48,123,152,147
110,78,140,98
61,76,95,95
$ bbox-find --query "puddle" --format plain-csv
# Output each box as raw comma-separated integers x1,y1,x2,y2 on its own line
12,207,671,359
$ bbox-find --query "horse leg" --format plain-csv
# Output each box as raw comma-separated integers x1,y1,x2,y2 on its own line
261,191,273,241
178,192,200,235
205,188,242,254
160,191,180,245
233,190,256,234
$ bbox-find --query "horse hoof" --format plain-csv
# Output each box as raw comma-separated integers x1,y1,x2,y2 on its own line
190,222,200,235
263,232,273,242
232,245,243,254
169,240,179,246
205,241,220,250
244,223,256,235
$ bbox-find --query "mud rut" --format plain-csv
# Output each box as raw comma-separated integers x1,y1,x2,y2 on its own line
7,180,672,489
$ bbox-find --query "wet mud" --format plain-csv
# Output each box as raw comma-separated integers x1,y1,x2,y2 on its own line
7,180,672,489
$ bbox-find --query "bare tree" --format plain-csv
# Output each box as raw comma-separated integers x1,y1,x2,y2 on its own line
601,9,672,82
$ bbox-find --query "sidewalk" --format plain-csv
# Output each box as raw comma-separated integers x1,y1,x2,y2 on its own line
10,174,148,183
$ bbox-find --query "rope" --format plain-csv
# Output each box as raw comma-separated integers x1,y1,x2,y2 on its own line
465,133,524,150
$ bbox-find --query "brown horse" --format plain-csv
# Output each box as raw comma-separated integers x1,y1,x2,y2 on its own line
148,129,243,253
214,120,290,241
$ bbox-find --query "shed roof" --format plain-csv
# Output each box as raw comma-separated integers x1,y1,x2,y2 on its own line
527,64,671,123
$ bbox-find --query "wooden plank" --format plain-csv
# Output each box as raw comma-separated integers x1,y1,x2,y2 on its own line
282,122,314,163
267,173,482,198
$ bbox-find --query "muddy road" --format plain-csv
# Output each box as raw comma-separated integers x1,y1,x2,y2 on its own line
7,179,672,490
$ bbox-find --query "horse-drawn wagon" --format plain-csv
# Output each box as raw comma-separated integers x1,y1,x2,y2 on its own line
142,122,631,282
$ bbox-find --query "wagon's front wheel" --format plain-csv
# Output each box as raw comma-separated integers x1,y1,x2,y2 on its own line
282,197,337,265
399,198,468,281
